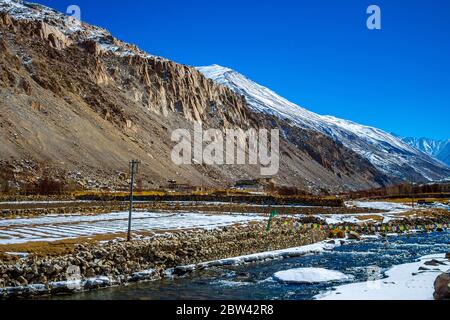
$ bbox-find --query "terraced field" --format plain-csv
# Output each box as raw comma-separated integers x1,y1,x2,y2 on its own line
0,211,264,245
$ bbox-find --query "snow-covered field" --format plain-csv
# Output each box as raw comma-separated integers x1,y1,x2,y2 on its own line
315,253,449,300
314,201,412,225
348,201,411,212
0,211,264,245
0,201,428,245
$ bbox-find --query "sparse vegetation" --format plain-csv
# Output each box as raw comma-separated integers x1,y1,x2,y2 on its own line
347,182,450,199
0,166,13,194
72,190,343,207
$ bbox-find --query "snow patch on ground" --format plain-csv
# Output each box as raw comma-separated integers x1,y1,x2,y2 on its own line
316,214,361,225
185,241,341,271
349,201,410,212
315,253,450,300
313,201,416,226
4,251,29,258
313,201,411,226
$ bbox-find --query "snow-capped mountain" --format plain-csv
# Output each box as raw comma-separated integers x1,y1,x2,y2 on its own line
2,0,396,192
402,137,450,166
197,65,450,182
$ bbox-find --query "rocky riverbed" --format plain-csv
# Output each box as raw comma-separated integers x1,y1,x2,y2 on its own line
0,221,326,298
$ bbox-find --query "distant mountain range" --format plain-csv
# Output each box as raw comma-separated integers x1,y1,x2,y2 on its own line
401,137,450,166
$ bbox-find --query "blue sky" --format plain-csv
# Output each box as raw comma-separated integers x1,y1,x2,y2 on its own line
36,0,450,140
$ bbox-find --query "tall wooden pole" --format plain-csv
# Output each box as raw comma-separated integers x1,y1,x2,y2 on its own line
127,160,139,242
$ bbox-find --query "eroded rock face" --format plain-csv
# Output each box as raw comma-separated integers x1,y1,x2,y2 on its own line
80,40,102,56
37,21,71,50
0,12,14,28
434,272,450,300
112,55,251,126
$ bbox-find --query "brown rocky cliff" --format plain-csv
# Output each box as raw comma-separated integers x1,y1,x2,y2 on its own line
0,12,389,192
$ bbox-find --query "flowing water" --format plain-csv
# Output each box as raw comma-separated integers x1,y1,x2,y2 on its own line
55,231,450,300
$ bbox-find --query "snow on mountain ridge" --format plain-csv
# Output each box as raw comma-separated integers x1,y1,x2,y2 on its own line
197,65,450,181
0,0,158,59
402,137,449,157
1,0,87,34
402,137,450,166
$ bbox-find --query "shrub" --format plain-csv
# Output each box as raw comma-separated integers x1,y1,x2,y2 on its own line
36,176,64,195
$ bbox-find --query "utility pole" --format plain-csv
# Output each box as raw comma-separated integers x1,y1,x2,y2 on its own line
229,195,233,215
127,159,140,242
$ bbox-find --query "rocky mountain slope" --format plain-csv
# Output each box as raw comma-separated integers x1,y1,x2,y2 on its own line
197,65,450,182
402,137,450,167
0,0,446,194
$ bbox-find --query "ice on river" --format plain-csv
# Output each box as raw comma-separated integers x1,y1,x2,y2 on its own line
274,268,352,284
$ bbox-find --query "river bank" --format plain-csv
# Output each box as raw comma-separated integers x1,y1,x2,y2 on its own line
0,221,327,298
315,252,450,300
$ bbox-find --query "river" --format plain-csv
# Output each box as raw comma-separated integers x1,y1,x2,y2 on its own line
53,230,450,300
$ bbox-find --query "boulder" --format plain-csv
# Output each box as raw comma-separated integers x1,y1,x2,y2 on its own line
36,275,47,284
16,276,28,286
424,259,446,267
434,272,450,300
173,265,194,277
